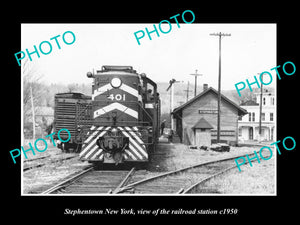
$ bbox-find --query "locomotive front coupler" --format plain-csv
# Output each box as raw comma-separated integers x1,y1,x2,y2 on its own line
96,134,129,162
96,136,129,165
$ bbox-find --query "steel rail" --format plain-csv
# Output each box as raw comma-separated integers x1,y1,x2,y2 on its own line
41,166,94,194
180,153,260,194
112,167,136,194
23,155,78,172
23,155,51,162
116,151,258,193
181,165,237,194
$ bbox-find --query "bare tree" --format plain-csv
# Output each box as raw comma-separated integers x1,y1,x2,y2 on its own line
67,83,79,92
22,59,44,139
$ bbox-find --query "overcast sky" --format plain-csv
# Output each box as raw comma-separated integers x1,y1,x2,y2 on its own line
21,23,276,90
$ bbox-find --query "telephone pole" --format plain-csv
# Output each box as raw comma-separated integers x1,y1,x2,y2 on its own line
183,81,192,102
210,32,231,143
259,73,264,142
167,79,182,131
30,85,36,140
190,70,202,97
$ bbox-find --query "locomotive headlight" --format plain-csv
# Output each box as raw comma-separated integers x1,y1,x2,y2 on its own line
110,77,122,88
111,127,118,135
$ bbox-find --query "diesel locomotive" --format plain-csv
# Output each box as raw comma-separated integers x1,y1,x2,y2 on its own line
78,66,160,165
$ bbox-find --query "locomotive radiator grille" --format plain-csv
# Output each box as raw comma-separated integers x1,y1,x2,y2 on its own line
79,126,148,162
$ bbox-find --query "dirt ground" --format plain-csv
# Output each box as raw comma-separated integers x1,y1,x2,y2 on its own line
202,157,275,194
149,140,263,171
149,140,275,195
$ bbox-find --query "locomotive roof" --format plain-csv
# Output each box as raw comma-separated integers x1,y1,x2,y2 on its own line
96,70,139,76
96,65,139,76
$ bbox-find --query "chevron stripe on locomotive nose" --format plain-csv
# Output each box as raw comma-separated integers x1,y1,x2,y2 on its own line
92,82,139,100
79,126,110,160
93,102,138,119
79,126,147,161
118,127,148,160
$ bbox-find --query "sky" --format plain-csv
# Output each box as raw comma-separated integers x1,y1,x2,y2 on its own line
21,23,276,90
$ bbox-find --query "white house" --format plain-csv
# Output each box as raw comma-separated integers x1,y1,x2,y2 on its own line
238,89,275,141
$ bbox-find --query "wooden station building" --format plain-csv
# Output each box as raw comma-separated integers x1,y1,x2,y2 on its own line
172,85,247,146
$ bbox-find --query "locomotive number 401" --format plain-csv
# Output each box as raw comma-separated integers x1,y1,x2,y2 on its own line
107,94,126,101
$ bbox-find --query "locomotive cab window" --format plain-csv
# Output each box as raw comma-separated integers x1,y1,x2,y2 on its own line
146,84,155,101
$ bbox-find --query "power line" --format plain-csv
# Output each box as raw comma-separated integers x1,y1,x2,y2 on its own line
183,81,192,102
210,32,231,143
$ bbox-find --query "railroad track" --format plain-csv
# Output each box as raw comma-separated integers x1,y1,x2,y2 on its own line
41,167,136,194
41,152,259,195
23,155,78,172
116,152,259,194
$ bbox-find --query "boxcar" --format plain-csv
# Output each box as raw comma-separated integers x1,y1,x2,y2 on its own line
53,92,92,152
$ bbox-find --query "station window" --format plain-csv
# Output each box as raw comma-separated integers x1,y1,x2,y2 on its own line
248,112,251,122
252,112,255,122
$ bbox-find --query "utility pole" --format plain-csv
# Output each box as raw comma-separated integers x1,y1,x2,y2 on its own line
183,81,192,102
190,70,202,97
167,79,179,131
30,85,36,140
259,73,264,142
210,32,231,143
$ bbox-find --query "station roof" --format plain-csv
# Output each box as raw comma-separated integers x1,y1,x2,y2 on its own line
173,87,248,116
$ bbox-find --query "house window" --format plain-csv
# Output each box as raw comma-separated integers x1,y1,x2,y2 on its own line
238,115,242,121
262,113,265,121
252,112,255,122
270,112,274,121
263,97,266,105
249,112,252,122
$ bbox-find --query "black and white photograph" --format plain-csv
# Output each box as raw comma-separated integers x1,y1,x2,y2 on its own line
4,4,298,220
20,23,277,195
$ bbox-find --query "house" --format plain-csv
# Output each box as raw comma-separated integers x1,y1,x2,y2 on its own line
172,84,248,146
238,89,275,141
